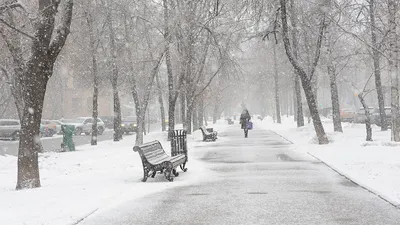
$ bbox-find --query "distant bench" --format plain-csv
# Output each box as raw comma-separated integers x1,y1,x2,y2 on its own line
199,126,218,142
133,141,186,182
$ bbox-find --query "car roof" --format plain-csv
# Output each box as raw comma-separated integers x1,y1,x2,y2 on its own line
77,117,103,121
0,119,19,122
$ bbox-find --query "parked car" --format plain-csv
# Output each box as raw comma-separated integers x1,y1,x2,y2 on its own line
41,120,58,137
340,108,356,123
100,116,114,129
61,117,105,135
121,116,137,134
372,107,392,127
50,120,65,134
0,119,20,140
39,124,55,137
354,107,375,124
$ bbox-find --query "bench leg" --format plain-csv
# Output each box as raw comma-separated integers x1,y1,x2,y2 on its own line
142,173,148,182
141,166,151,182
180,163,188,172
164,169,174,182
172,169,179,177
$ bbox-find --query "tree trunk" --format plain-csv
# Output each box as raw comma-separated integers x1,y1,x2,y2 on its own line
369,0,388,131
107,8,122,141
198,96,204,127
192,101,199,131
204,106,208,126
280,0,328,144
112,81,122,141
186,108,193,134
273,42,281,124
107,12,121,140
181,93,186,128
289,0,304,127
164,0,180,137
325,25,343,132
388,0,400,142
86,10,99,145
17,74,47,189
136,115,144,145
358,94,373,141
156,73,166,131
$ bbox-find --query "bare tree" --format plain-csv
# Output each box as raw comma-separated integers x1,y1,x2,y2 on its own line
85,4,100,145
163,0,184,137
324,1,342,133
105,1,122,141
368,0,388,131
273,42,281,123
1,0,73,189
387,0,400,142
123,9,164,145
280,0,329,144
289,0,304,126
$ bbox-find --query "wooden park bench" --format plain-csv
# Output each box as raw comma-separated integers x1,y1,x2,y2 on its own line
199,126,218,142
133,141,187,182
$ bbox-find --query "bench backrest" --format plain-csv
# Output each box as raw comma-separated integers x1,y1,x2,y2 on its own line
199,126,210,135
133,141,167,162
169,129,187,156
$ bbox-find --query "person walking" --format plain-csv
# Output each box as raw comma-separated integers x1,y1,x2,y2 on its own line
240,109,251,138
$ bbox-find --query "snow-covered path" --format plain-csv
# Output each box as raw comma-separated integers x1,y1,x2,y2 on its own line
79,126,400,225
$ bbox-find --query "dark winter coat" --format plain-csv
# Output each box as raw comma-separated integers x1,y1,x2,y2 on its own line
240,110,251,129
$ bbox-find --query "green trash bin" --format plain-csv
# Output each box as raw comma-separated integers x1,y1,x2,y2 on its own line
61,125,75,151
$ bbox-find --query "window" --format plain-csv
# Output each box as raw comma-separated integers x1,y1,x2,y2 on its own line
85,118,93,124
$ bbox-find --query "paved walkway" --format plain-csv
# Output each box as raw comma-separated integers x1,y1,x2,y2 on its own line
81,126,400,225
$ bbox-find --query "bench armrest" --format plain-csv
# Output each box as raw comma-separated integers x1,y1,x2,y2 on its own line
133,146,140,152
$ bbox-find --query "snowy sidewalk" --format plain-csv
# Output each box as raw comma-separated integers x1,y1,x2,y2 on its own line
256,117,400,207
0,122,228,225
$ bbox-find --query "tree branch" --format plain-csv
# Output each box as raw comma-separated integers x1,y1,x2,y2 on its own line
0,1,26,13
194,62,223,100
309,15,327,81
0,18,35,40
47,0,74,59
0,64,10,80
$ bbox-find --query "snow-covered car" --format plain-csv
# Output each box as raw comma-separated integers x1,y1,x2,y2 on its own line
61,117,105,135
0,119,20,140
100,116,114,129
121,116,137,134
340,108,356,123
354,107,375,124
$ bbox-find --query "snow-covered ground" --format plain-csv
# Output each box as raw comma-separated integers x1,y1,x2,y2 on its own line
255,116,400,207
2,117,400,225
0,122,227,225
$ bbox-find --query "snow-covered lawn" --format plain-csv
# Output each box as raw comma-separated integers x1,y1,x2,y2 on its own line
256,116,400,207
0,122,227,225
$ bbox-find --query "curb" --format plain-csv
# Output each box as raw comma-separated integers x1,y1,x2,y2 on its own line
71,208,98,225
308,152,400,209
267,129,294,144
